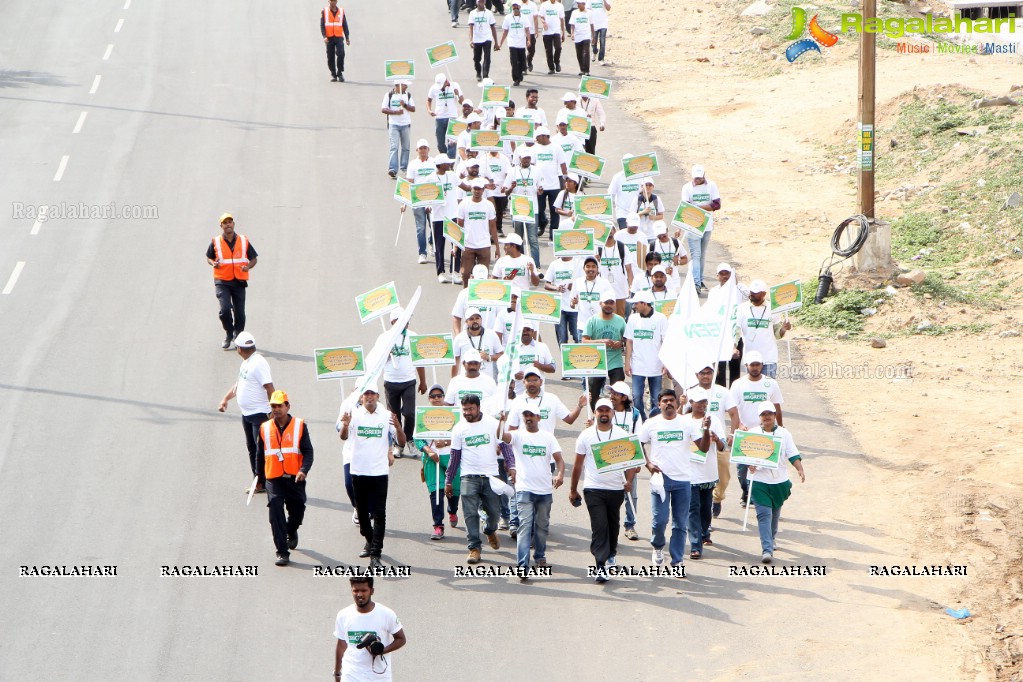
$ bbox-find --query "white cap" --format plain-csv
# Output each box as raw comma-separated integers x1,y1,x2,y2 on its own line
234,331,256,348
462,98,474,108
608,381,631,398
650,264,668,275
435,73,447,85
692,164,705,178
466,113,483,124
555,113,569,126
687,386,709,403
534,126,551,137
465,306,483,319
395,79,412,87
521,321,535,330
600,289,617,303
566,172,580,185
628,290,655,305
389,306,404,323
642,177,655,186
653,221,668,236
479,77,494,87
462,349,483,363
523,368,543,381
470,178,487,188
561,92,578,102
745,350,764,365
511,286,522,298
756,401,777,415
518,149,534,159
434,153,455,165
416,138,430,149
625,213,641,228
750,279,768,294
472,264,489,279
466,159,481,167
594,398,614,411
717,262,733,274
362,381,380,395
500,233,523,246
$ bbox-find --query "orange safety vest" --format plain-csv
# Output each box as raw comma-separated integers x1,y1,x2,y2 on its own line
324,7,345,37
261,417,305,479
212,233,250,282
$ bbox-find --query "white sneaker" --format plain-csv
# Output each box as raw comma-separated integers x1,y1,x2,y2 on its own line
606,555,617,568
438,274,447,283
452,20,458,27
594,566,608,583
418,254,428,264
452,272,463,284
352,510,359,525
652,548,665,565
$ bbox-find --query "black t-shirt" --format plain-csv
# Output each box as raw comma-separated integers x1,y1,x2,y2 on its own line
207,236,258,287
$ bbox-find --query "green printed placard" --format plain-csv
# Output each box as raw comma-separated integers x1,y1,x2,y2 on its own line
568,150,606,180
690,442,708,466
414,406,461,439
622,153,660,180
509,194,536,223
446,118,468,143
499,341,520,385
426,41,459,67
561,343,608,378
470,129,504,152
572,216,612,244
579,75,612,99
552,228,596,257
393,177,413,206
573,195,614,221
467,279,513,309
500,117,534,142
409,334,455,367
481,84,511,108
410,182,445,207
355,281,400,324
671,200,711,239
769,279,803,314
566,114,592,139
591,435,645,473
729,430,781,469
519,290,562,324
443,218,466,249
314,346,365,380
652,298,678,317
384,60,415,81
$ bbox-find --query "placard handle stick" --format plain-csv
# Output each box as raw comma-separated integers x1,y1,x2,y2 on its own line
741,485,753,531
784,313,792,372
339,378,346,403
432,366,438,386
435,458,441,507
245,475,259,507
394,207,406,247
380,317,388,333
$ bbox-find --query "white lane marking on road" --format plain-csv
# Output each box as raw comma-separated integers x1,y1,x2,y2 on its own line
103,44,114,60
2,262,26,295
115,18,124,32
89,75,101,94
73,111,88,134
31,206,49,235
53,155,70,182
124,0,131,8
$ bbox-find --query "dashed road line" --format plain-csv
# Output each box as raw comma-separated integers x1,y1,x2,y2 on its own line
2,262,26,295
89,75,101,94
103,44,113,61
30,206,49,235
53,155,69,182
115,18,124,32
73,111,88,134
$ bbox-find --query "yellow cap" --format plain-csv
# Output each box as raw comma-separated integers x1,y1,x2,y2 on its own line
269,390,289,405
219,212,234,224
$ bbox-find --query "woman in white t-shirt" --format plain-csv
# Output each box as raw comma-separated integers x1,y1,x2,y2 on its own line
545,254,580,345
746,402,805,564
553,172,580,225
628,178,665,240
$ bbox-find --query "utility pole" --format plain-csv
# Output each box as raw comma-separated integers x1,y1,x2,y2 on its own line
855,0,893,272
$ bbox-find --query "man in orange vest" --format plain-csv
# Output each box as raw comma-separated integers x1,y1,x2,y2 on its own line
321,0,351,82
258,391,314,567
206,213,258,350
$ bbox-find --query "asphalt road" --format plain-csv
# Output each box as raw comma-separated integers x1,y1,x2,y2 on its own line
0,1,957,680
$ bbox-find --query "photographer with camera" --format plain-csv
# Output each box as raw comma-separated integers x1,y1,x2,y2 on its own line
334,576,406,681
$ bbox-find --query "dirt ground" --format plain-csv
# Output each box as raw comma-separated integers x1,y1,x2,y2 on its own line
609,0,1023,677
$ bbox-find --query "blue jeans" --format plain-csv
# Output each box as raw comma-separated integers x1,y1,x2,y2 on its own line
650,474,692,565
631,374,662,420
762,363,778,379
448,0,459,21
515,491,553,567
686,231,713,287
413,207,429,256
688,485,714,554
592,28,607,60
434,117,450,154
512,220,540,268
754,502,781,553
388,124,411,175
555,310,580,346
460,476,501,550
623,485,638,530
498,458,513,523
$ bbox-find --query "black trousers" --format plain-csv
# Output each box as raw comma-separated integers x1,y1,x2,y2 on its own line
491,195,508,235
527,35,536,68
543,34,561,71
433,221,461,275
266,476,306,556
242,412,270,488
325,37,345,76
384,379,416,443
588,366,625,409
536,188,559,232
584,488,625,566
215,281,246,335
584,127,598,155
575,39,590,74
716,338,743,388
353,474,389,558
472,41,492,78
485,0,504,12
509,46,526,84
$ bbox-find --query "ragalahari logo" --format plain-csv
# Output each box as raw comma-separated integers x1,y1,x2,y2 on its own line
785,7,839,62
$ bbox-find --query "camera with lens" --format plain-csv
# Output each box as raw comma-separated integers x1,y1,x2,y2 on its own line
356,632,385,657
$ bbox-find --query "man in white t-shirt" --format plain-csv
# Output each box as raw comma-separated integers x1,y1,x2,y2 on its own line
444,393,512,563
570,0,593,75
429,155,464,283
333,576,406,681
427,74,463,155
570,398,637,582
453,307,505,379
456,179,500,286
624,290,668,419
493,232,540,287
507,369,585,434
532,127,568,237
729,350,784,506
747,401,805,564
608,157,641,230
736,279,792,379
520,88,549,128
648,222,689,291
690,364,739,519
639,388,710,572
539,0,566,73
502,150,540,264
468,0,499,81
445,349,499,405
497,1,532,86
381,308,427,457
451,265,494,335
380,81,415,179
339,385,403,568
570,255,613,332
682,387,726,560
501,405,564,574
405,140,438,264
520,0,541,71
512,323,556,395
588,0,611,62
545,254,580,345
680,164,722,292
218,331,275,494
